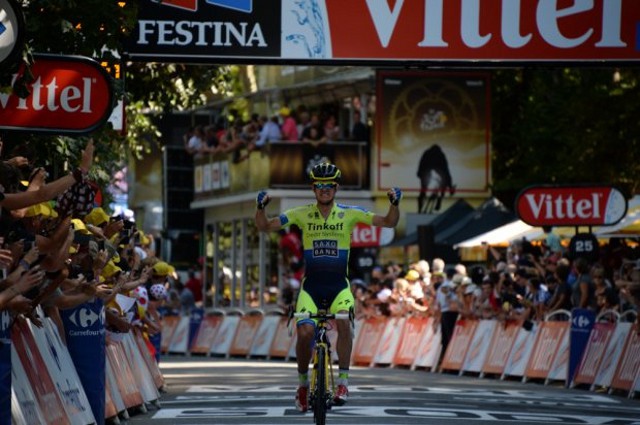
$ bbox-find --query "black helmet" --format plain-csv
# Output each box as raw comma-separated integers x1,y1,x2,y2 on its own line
309,162,341,182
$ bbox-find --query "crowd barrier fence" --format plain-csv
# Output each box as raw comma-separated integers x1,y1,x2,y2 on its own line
8,306,639,424
167,307,640,399
9,305,164,425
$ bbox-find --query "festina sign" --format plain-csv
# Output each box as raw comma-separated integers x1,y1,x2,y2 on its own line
125,0,640,64
515,185,627,227
0,54,114,134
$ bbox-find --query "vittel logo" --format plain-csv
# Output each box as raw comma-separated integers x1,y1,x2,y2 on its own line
516,185,627,227
152,0,253,13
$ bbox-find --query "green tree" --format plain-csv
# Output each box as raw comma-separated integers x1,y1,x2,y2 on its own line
0,0,234,203
491,68,640,207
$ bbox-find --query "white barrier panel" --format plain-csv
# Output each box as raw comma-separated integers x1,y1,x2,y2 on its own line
462,320,497,374
373,317,406,367
10,347,47,425
592,322,631,390
133,329,165,390
29,318,95,425
524,321,569,382
502,325,538,379
210,316,240,357
411,319,441,371
106,343,144,409
168,316,191,354
160,316,180,353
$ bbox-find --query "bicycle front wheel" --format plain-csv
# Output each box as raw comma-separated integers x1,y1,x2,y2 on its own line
313,347,327,425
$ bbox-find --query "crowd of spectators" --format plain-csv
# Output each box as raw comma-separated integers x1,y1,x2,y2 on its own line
0,138,183,358
183,106,371,162
350,235,640,333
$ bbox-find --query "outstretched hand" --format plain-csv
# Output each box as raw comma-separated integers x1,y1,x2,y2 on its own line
256,190,270,210
387,187,402,206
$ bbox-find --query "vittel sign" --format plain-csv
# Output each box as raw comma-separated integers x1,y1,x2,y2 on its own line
0,54,114,134
516,185,627,227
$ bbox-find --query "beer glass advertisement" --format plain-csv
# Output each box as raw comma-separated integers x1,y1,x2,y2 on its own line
376,71,491,214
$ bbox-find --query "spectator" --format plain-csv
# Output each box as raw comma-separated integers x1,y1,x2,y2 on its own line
238,115,281,162
185,268,203,306
350,110,369,142
279,107,299,141
323,114,340,142
185,125,206,157
300,113,327,146
571,257,597,310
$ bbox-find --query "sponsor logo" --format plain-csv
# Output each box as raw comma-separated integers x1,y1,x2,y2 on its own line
152,0,253,13
0,54,114,134
68,307,101,328
351,224,379,248
516,185,627,226
313,239,338,257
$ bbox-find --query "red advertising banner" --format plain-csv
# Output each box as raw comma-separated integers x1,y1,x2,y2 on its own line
0,54,114,134
516,185,628,226
126,0,640,64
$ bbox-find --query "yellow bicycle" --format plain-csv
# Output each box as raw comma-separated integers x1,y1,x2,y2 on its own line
291,309,353,425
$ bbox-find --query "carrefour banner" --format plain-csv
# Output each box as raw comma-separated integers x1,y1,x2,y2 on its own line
125,0,640,64
376,71,490,213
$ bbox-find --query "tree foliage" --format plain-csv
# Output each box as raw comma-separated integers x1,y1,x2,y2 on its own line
0,0,232,202
491,68,640,206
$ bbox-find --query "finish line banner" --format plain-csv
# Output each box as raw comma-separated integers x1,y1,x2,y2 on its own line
125,0,640,64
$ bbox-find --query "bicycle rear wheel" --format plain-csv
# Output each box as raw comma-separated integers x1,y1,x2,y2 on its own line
313,347,327,425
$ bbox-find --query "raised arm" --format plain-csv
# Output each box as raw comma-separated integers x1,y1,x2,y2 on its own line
372,187,401,228
255,190,283,232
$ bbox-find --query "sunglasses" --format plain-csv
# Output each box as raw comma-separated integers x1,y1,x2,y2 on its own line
313,182,337,190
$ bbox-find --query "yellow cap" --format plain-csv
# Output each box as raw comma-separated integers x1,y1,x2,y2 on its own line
101,260,122,278
25,202,58,218
152,261,175,277
279,106,291,116
71,218,92,234
405,270,420,281
84,207,109,226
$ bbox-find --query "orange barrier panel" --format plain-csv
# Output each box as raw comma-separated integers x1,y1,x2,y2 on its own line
393,316,429,367
11,318,67,425
502,326,538,379
373,317,406,366
168,316,191,354
524,321,569,381
250,315,282,358
269,317,294,359
411,318,441,371
610,327,640,393
160,315,181,353
592,322,631,390
228,314,263,357
191,315,224,355
440,319,479,372
211,315,241,357
462,320,497,374
481,320,521,377
351,316,387,366
106,342,144,409
133,328,165,390
572,322,616,388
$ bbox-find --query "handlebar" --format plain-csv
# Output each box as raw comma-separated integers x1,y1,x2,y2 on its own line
293,312,351,321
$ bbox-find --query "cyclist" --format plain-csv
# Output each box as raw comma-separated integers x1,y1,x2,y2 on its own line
255,162,401,412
